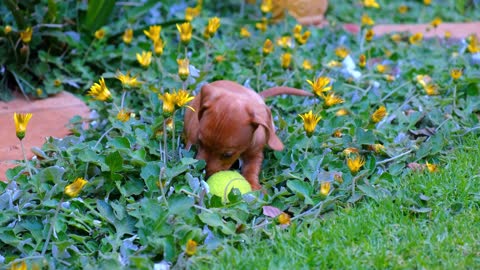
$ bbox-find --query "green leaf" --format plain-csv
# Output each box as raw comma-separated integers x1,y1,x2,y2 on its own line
83,0,116,32
357,184,378,202
355,128,376,145
168,195,194,216
198,212,236,235
97,200,116,224
287,180,314,205
107,137,131,150
106,151,123,173
35,166,65,185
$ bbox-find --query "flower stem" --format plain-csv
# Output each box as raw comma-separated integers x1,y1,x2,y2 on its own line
120,90,127,109
42,196,64,256
20,139,32,176
453,84,457,111
163,119,168,162
256,56,264,90
94,126,114,149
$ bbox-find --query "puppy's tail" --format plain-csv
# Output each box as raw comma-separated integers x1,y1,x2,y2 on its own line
259,86,314,99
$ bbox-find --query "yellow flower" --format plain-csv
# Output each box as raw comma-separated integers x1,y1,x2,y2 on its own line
451,68,462,80
385,74,395,82
347,154,365,174
444,31,451,39
10,260,27,270
64,177,88,198
409,32,423,45
361,14,375,26
391,33,402,43
117,109,130,122
295,30,311,45
186,239,197,256
159,92,176,115
302,60,313,70
423,0,431,5
307,76,332,96
263,39,274,55
398,5,408,14
320,182,331,196
144,25,161,43
277,36,293,48
333,130,343,137
424,83,439,95
426,161,438,172
278,212,291,225
323,92,344,107
359,54,367,68
363,0,380,8
136,51,152,67
174,89,195,111
431,17,442,28
327,60,342,68
376,64,387,73
299,110,321,137
116,71,141,88
416,74,431,88
293,24,302,36
204,17,221,39
54,79,62,87
20,27,33,43
372,106,387,123
123,28,133,44
280,53,292,69
4,25,12,34
370,143,386,154
13,112,33,140
95,28,105,40
336,108,349,116
185,2,202,21
365,29,374,42
467,35,479,53
335,46,349,59
343,147,359,156
36,88,43,96
240,27,251,38
154,38,165,55
215,55,225,62
177,22,193,44
177,58,190,81
256,17,268,32
88,77,111,101
260,0,273,13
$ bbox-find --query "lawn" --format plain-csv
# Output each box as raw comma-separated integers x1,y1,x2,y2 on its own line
1,0,479,269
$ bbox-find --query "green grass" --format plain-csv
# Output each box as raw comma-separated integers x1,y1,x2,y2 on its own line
188,135,480,269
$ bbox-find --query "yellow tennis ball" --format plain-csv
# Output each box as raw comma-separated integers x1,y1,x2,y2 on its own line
207,171,252,202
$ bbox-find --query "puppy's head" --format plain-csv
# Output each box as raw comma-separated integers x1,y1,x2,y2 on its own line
195,84,283,176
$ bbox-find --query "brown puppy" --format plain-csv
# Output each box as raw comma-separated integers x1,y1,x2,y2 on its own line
184,80,312,190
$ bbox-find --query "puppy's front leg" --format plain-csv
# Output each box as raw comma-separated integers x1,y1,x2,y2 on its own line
241,151,264,190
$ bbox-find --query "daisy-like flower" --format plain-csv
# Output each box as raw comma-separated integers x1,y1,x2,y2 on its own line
260,0,273,13
302,60,313,70
256,17,268,32
159,92,177,115
307,76,332,96
4,25,12,34
277,36,293,48
423,0,431,5
359,54,367,68
116,71,141,88
372,106,387,123
409,32,423,45
365,29,374,42
363,0,380,8
299,110,321,137
136,51,152,67
240,27,251,38
293,24,302,37
280,53,292,69
263,39,274,55
327,60,342,68
444,31,451,40
361,14,375,26
203,17,221,39
398,5,408,14
54,79,62,87
64,177,88,198
154,38,165,55
431,17,442,28
88,77,111,101
336,108,349,116
20,27,33,43
174,89,195,111
186,239,197,256
424,83,439,95
185,1,202,21
320,182,331,196
14,113,33,140
451,68,462,80
95,28,105,40
177,58,190,81
295,30,311,45
347,154,365,174
376,64,387,73
117,109,130,122
177,22,193,44
10,260,26,270
323,92,344,107
370,143,386,154
277,212,291,225
335,46,349,59
426,161,438,172
215,55,225,62
467,35,479,53
391,33,402,43
123,28,133,44
144,25,161,43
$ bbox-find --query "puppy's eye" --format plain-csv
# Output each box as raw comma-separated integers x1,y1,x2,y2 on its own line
221,152,234,159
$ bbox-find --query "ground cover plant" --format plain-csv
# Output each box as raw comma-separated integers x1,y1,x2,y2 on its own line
1,0,480,269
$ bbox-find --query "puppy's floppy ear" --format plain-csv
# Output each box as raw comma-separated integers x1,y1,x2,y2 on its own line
198,84,220,120
249,105,284,151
